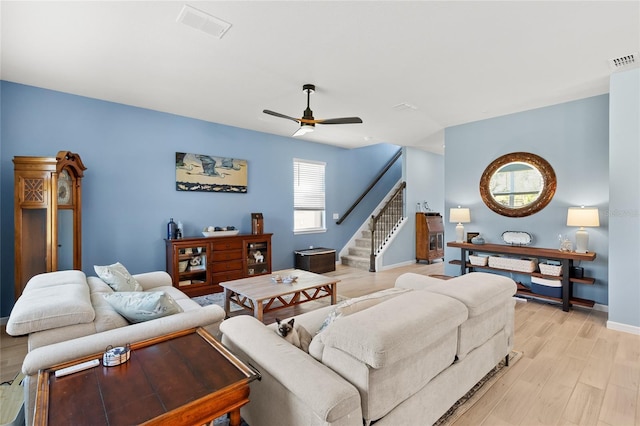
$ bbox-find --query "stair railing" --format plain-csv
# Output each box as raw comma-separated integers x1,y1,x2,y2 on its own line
369,181,406,272
337,148,402,225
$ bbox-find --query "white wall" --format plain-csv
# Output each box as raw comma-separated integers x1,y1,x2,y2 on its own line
608,68,640,331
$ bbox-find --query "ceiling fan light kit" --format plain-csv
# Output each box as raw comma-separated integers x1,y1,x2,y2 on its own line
293,123,315,137
264,84,363,136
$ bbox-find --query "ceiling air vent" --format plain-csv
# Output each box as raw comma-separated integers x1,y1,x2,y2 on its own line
609,53,638,70
177,4,232,39
392,102,418,111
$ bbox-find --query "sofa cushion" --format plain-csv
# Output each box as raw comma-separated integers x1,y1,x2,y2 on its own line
103,291,183,323
6,271,95,336
94,262,143,292
321,291,467,368
420,272,516,317
394,272,445,290
310,287,411,360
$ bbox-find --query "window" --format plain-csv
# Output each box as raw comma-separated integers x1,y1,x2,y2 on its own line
293,159,326,233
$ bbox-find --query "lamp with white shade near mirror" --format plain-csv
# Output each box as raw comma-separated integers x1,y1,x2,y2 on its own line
566,206,599,253
449,207,471,243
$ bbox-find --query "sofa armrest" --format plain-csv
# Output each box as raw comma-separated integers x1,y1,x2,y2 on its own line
22,305,224,375
220,316,362,424
133,271,173,290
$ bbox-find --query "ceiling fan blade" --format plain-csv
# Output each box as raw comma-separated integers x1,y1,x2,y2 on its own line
317,117,363,125
263,109,301,123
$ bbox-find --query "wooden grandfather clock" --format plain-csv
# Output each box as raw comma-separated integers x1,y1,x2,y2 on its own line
13,151,86,299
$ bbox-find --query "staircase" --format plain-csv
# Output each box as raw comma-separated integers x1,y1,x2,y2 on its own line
341,229,375,270
341,182,406,271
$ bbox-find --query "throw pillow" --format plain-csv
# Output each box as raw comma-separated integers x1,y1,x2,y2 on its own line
336,287,411,316
103,291,183,323
316,309,342,334
316,287,412,334
94,262,143,292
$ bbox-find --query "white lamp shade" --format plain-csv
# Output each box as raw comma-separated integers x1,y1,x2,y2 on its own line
449,207,471,224
567,207,600,227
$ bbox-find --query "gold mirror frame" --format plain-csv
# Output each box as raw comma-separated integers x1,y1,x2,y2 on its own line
479,152,556,218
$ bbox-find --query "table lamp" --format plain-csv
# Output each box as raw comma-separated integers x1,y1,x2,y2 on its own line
566,206,599,253
449,206,471,243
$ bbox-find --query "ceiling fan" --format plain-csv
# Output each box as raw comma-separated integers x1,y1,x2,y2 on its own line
263,84,363,137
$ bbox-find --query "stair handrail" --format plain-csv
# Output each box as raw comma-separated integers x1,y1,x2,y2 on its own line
337,148,402,225
369,181,406,271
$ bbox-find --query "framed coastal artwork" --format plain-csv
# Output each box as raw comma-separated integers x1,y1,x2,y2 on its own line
175,152,248,193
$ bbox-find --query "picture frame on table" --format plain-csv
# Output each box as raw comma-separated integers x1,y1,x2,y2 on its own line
466,232,480,243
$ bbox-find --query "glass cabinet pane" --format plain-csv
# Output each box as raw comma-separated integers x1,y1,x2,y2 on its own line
177,245,207,287
247,241,269,275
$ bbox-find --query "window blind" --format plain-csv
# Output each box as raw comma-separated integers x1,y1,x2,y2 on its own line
294,159,325,210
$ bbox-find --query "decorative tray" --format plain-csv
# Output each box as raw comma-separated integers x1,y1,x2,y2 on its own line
502,231,532,246
202,230,240,237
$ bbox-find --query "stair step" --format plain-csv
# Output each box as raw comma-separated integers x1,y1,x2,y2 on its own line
348,246,370,257
355,238,371,248
341,255,370,271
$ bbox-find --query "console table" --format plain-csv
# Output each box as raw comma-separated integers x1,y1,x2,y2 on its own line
447,241,596,311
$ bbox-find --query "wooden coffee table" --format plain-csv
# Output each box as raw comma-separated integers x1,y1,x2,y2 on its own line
34,328,259,426
220,268,339,322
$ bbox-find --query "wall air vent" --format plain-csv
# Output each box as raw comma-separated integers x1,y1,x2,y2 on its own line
609,53,638,70
177,4,232,39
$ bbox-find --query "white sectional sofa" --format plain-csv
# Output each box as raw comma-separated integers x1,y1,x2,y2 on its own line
220,272,517,426
6,269,225,426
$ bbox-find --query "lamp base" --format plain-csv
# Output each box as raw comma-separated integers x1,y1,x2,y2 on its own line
455,223,465,243
575,228,589,253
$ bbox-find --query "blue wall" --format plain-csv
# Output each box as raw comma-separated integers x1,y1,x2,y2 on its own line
0,81,401,316
444,95,610,306
608,68,640,328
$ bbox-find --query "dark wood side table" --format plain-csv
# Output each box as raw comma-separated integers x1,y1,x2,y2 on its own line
34,328,259,426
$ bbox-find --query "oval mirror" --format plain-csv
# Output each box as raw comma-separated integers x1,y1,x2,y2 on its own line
479,152,556,217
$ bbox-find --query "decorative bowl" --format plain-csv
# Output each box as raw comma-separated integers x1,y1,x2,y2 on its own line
271,275,298,284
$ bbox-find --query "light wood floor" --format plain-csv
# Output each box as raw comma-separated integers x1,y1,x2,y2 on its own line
2,262,639,425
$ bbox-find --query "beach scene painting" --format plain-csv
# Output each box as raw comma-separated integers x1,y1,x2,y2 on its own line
176,152,248,193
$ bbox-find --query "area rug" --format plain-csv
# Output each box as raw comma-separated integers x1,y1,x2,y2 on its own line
192,293,243,312
193,292,347,313
433,350,522,426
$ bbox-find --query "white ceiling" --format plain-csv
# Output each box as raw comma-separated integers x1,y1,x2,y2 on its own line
2,1,638,154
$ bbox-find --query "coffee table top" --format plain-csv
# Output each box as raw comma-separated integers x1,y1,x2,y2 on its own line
35,328,258,426
220,269,339,300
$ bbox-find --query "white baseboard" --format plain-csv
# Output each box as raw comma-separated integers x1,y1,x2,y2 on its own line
607,320,640,335
379,259,417,271
593,303,609,313
1,316,8,326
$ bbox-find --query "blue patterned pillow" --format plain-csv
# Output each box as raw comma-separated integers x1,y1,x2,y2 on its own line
103,291,182,323
94,262,143,292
